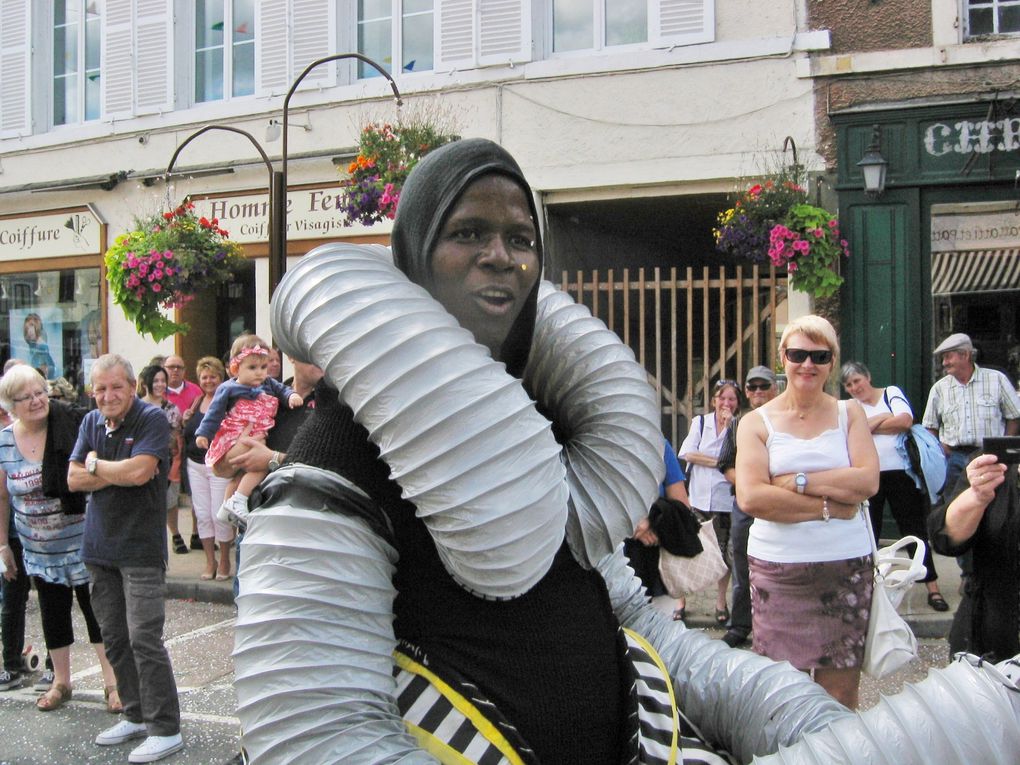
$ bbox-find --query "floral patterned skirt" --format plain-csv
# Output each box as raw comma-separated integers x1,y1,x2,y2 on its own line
748,554,873,671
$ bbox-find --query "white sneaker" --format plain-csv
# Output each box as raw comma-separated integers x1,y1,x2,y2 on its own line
128,733,184,763
216,493,250,528
95,719,148,746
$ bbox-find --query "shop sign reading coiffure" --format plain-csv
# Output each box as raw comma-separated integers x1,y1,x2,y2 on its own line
190,184,390,244
0,207,103,260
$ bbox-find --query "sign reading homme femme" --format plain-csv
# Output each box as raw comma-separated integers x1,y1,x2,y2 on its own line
190,185,391,245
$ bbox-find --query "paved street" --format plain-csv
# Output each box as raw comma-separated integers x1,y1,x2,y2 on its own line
0,597,239,765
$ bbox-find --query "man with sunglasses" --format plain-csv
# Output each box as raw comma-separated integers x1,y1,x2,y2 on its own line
715,366,778,648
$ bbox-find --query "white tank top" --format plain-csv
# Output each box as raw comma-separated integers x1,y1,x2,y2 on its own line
747,400,871,563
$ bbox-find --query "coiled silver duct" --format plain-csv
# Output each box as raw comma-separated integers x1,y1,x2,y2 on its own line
751,653,1020,764
270,242,661,594
239,243,1020,764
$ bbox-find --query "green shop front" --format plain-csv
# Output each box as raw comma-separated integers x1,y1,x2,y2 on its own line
835,99,1020,411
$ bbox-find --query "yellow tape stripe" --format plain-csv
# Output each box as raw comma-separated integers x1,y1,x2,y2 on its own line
623,628,680,765
404,721,478,765
394,650,523,765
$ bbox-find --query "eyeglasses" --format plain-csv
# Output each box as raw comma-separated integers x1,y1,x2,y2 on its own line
714,379,739,389
784,348,834,365
165,364,185,371
745,382,772,391
12,390,48,404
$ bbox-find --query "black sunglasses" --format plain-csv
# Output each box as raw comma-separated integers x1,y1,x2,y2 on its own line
784,348,833,365
745,382,772,391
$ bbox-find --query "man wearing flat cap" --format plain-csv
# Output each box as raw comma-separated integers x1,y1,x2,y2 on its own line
922,332,1020,499
715,365,778,648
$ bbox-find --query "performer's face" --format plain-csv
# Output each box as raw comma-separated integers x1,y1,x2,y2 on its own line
429,174,540,361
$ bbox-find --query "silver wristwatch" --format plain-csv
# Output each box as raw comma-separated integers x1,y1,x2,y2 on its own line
268,451,282,472
795,472,808,494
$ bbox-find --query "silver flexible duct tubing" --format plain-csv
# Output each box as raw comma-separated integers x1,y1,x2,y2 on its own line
234,466,437,764
271,243,568,600
526,284,664,566
240,243,1020,764
270,242,662,591
751,654,1020,764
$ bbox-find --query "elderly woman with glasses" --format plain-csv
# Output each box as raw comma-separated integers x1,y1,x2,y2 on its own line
0,365,119,712
678,379,741,624
736,315,879,709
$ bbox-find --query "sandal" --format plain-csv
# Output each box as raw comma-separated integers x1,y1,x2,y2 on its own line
190,533,202,551
927,592,950,612
171,534,188,554
715,607,730,625
200,571,215,581
104,685,123,714
36,683,71,712
672,607,686,622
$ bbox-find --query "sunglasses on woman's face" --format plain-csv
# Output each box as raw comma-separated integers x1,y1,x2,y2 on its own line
784,348,833,365
745,382,772,391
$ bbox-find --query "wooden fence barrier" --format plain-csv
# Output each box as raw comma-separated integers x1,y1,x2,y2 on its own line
558,264,788,448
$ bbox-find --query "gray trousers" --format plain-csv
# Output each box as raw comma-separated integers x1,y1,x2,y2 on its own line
87,564,181,736
728,500,754,636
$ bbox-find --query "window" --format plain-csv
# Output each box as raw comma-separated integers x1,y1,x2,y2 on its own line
195,0,255,103
53,0,102,125
358,0,434,78
965,0,1020,36
553,0,646,51
0,268,102,390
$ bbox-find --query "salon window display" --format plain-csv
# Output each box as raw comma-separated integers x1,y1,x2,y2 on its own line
0,269,102,385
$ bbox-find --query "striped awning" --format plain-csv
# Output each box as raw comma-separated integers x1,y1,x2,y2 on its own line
931,249,1020,296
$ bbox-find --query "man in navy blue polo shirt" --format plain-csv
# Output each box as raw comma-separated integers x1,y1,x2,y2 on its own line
68,354,183,763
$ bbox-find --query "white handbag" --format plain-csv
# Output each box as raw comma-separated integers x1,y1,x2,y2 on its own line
862,508,926,679
658,518,729,597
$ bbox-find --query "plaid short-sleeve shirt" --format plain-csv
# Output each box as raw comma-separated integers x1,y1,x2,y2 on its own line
922,365,1020,447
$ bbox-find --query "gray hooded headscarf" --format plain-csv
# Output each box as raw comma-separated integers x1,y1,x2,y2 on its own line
391,138,542,379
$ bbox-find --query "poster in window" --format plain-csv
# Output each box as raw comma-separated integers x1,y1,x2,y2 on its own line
10,308,62,380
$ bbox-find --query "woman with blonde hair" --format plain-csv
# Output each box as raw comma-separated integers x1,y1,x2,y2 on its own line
736,315,879,709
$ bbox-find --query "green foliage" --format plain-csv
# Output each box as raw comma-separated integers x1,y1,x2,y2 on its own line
105,200,245,341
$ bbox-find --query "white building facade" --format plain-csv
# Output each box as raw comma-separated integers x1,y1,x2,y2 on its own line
0,0,832,383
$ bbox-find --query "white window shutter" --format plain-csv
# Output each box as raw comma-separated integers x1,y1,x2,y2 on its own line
257,0,289,94
291,0,333,90
0,0,30,135
651,0,715,47
103,0,134,119
478,0,530,67
436,0,474,73
135,0,172,114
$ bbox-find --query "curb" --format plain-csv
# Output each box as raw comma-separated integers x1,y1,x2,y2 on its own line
167,578,235,606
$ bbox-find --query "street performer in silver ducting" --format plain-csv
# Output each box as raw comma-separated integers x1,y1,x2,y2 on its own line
232,139,1020,765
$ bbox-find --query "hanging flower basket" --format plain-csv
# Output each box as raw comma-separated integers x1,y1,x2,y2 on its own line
767,204,850,299
338,120,458,226
714,176,849,298
105,200,245,341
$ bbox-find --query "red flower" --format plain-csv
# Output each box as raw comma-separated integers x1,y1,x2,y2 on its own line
163,212,174,220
